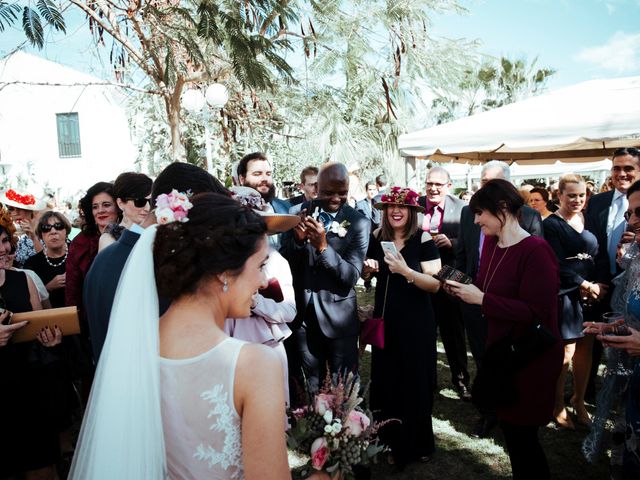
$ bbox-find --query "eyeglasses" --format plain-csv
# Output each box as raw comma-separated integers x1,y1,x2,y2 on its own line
40,222,66,233
624,208,640,222
126,198,151,208
426,182,448,189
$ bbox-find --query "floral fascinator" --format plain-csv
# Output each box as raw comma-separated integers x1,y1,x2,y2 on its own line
374,186,424,213
155,189,193,225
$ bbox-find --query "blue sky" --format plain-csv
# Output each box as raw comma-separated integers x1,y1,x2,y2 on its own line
1,0,639,90
432,0,640,88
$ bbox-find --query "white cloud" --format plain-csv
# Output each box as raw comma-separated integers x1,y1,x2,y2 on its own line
574,31,640,73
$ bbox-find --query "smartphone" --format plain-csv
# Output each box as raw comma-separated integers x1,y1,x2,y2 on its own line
380,241,399,257
307,199,321,219
433,265,473,285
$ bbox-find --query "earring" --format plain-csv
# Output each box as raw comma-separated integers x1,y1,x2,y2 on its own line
222,278,228,293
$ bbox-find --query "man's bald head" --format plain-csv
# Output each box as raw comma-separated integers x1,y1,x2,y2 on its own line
318,162,349,213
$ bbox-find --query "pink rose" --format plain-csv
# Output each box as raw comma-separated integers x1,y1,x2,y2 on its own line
310,437,329,470
173,206,188,222
344,410,370,436
314,393,335,416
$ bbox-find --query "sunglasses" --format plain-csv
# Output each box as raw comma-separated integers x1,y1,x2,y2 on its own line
41,222,66,233
624,208,640,222
126,198,151,208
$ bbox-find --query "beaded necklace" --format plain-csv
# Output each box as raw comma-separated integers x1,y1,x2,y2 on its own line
44,245,68,268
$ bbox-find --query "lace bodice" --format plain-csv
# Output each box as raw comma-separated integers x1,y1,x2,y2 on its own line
160,337,246,480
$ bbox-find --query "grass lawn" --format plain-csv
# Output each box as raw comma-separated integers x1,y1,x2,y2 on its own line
327,285,612,479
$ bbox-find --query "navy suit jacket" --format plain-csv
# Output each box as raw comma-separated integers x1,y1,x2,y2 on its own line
584,189,617,282
281,203,370,339
84,229,140,361
418,194,465,267
455,204,544,279
355,198,381,230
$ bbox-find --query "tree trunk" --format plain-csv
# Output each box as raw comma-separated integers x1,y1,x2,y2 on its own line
165,79,187,162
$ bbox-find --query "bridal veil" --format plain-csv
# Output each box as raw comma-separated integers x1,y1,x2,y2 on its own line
69,225,167,479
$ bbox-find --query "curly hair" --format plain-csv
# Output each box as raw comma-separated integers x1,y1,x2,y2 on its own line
0,207,17,249
154,193,267,300
79,182,121,235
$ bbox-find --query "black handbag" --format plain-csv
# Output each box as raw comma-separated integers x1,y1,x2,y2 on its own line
472,322,557,410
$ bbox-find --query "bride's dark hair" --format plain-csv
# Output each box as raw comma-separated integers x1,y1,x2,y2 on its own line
154,193,266,299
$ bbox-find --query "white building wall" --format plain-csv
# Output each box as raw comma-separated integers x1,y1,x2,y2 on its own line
0,52,136,200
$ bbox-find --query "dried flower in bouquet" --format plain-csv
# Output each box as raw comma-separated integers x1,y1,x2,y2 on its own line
287,371,392,480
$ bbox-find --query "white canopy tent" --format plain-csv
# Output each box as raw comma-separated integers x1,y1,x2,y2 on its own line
398,76,640,165
440,159,612,190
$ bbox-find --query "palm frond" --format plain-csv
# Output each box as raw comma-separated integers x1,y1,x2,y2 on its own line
0,1,20,32
22,6,44,48
36,0,65,32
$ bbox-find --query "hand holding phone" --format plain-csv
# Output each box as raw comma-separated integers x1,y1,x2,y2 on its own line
380,241,399,257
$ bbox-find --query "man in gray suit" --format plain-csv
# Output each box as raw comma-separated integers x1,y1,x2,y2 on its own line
84,163,229,361
418,166,470,399
281,162,370,393
455,160,543,436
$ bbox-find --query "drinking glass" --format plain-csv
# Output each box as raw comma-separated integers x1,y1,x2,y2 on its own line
602,311,634,375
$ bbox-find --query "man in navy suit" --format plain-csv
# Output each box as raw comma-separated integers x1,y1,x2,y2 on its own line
238,152,291,249
455,160,543,437
418,166,470,399
281,162,370,393
583,147,640,398
84,163,229,361
586,147,640,285
355,181,381,230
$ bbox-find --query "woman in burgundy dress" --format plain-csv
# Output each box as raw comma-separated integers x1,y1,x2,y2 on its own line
446,179,563,479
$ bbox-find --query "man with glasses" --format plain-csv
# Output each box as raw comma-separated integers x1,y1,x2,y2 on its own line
417,166,470,400
290,166,319,206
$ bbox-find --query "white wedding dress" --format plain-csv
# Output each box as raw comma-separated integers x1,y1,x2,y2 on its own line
69,226,245,479
161,337,245,479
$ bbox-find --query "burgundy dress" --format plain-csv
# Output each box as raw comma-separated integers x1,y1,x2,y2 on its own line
477,235,563,426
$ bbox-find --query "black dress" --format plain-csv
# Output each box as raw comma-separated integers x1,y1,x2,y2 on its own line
24,250,66,308
368,230,439,466
543,214,599,340
0,270,61,475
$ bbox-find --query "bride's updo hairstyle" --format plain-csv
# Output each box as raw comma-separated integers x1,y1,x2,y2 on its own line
154,193,267,300
469,178,524,227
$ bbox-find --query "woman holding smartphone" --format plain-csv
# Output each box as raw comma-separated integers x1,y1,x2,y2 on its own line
362,186,441,468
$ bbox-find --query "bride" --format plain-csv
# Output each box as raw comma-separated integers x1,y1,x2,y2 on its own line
70,192,290,479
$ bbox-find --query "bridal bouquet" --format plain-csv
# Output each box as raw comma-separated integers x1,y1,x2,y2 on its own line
287,372,387,479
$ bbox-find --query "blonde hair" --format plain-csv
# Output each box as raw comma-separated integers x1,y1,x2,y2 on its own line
558,173,585,193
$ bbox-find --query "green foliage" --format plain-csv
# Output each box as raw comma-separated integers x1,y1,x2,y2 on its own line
431,55,556,124
21,6,43,48
0,1,20,31
0,0,65,47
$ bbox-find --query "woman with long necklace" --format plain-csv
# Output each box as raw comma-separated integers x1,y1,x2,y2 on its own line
445,179,563,480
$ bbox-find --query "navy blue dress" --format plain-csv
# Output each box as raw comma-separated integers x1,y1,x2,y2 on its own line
543,214,598,340
369,230,439,466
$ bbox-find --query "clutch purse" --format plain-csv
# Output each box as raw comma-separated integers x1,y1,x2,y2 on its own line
8,307,80,343
433,265,473,284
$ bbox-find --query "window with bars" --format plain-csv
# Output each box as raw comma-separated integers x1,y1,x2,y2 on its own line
56,113,81,158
